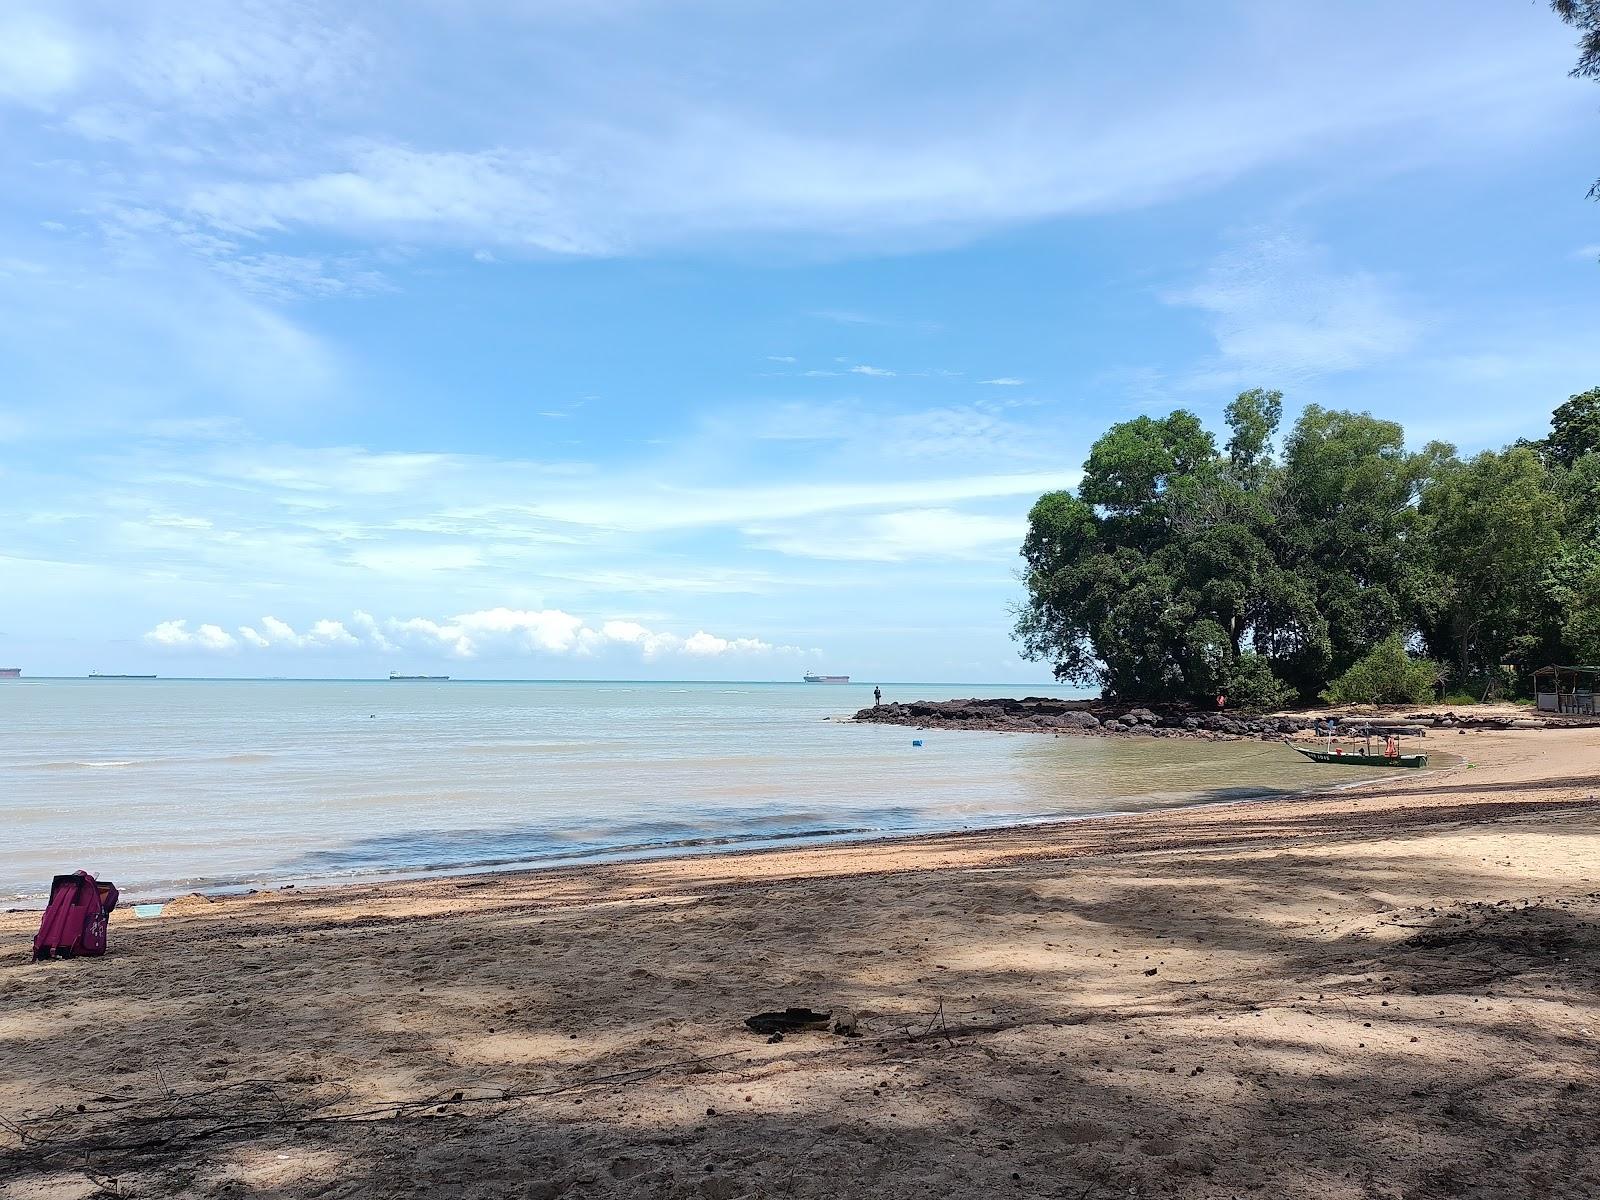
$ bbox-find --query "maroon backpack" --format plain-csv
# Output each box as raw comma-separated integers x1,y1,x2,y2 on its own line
32,871,119,961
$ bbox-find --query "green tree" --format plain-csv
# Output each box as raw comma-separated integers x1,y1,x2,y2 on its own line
1320,635,1440,706
1415,446,1564,677
1015,394,1308,702
1225,651,1293,711
1543,387,1600,468
1017,383,1600,705
1271,406,1435,693
1224,388,1283,489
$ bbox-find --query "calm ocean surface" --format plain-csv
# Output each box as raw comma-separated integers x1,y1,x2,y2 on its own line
0,679,1383,903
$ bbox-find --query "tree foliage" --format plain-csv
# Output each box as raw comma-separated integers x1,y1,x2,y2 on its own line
1015,386,1600,704
1320,635,1440,707
1552,0,1600,198
1543,387,1600,468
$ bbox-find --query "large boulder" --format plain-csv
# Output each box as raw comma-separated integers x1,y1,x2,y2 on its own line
1055,711,1101,729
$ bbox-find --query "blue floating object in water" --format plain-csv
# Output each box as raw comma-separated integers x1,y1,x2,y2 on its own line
132,903,165,919
911,739,924,747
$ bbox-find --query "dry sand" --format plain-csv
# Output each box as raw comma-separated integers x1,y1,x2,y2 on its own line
3,727,1599,1199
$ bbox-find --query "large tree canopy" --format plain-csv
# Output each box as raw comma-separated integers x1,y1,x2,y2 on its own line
1015,387,1600,704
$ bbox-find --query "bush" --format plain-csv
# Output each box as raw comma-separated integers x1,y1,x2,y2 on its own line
1224,651,1294,711
1320,635,1440,706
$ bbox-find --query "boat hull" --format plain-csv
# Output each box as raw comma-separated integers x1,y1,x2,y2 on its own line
1286,741,1427,768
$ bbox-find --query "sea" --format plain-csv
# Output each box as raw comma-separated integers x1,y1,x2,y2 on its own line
0,678,1385,904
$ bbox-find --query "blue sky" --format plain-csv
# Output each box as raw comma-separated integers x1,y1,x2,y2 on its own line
1,1,1597,681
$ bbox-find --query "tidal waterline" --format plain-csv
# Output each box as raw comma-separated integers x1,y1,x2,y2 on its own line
1,679,1396,901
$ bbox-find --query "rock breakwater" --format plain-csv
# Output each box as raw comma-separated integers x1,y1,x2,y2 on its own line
853,697,1313,741
855,698,1588,740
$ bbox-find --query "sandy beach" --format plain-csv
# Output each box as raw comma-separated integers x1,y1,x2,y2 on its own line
4,726,1599,1199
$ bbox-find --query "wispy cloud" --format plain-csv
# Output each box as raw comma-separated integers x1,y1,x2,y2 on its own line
0,9,84,107
1164,230,1420,386
4,4,1570,271
980,377,1025,386
848,364,895,377
746,508,1025,563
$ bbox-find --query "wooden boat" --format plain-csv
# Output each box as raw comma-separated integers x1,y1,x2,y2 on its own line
1284,739,1427,768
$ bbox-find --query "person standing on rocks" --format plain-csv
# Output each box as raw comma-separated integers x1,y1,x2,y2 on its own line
873,686,882,707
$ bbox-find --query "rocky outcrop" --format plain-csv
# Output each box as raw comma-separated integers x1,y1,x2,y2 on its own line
855,698,1595,740
857,698,1336,742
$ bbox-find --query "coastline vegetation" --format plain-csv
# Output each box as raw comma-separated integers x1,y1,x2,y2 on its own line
1014,386,1600,707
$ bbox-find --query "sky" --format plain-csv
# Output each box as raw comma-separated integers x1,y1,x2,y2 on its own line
1,0,1597,682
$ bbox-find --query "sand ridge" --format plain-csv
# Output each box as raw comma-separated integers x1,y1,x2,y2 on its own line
2,728,1599,1199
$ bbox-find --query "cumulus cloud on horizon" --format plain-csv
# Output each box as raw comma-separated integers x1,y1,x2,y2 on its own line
144,608,799,660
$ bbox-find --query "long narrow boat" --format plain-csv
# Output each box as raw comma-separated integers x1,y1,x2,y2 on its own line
1284,739,1427,768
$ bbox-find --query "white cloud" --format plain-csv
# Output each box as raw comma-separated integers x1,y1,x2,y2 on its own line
528,470,1073,532
980,377,1025,386
681,630,772,656
848,364,895,377
350,609,397,653
239,615,359,649
142,608,796,660
766,354,796,363
0,11,83,106
0,231,339,427
1574,245,1600,262
188,145,610,255
747,508,1026,563
1165,230,1420,385
4,4,1564,267
144,619,238,651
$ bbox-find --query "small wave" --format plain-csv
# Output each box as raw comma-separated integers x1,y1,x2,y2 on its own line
36,759,147,770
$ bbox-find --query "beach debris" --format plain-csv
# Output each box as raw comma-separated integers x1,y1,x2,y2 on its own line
132,903,165,919
911,739,924,747
744,1007,832,1035
833,1010,862,1036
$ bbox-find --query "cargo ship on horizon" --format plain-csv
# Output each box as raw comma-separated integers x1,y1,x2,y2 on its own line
0,668,19,679
802,672,850,684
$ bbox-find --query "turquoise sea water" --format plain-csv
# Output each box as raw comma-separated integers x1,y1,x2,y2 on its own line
0,679,1386,902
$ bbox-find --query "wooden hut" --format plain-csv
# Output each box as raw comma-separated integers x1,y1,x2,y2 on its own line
1532,664,1600,714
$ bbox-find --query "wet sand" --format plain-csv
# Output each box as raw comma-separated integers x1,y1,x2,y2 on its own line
3,727,1599,1199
